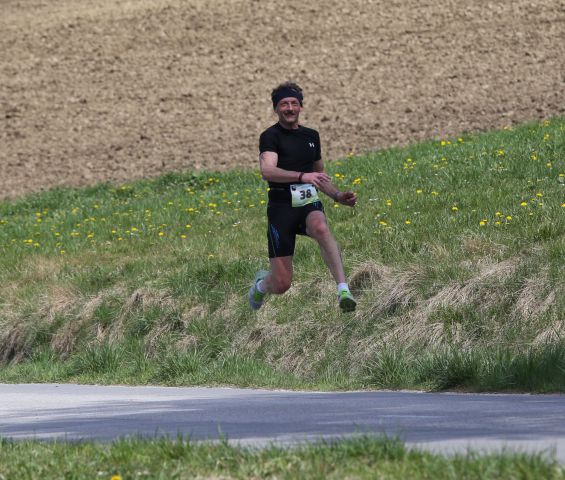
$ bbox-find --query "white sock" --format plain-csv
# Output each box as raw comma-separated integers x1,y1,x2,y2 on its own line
337,282,349,293
256,280,266,294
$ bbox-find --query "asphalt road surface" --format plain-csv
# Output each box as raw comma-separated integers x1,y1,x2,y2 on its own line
1,384,563,462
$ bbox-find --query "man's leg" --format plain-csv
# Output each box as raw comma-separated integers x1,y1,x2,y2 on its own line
305,210,346,284
248,256,293,310
305,210,356,312
261,256,293,294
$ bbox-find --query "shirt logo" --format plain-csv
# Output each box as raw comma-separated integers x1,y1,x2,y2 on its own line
309,142,315,148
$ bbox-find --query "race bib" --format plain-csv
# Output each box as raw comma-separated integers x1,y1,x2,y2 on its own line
291,183,319,207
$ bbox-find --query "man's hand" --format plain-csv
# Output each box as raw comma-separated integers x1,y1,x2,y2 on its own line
337,191,357,207
303,172,331,189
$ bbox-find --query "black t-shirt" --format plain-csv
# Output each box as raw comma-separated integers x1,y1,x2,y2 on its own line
259,123,322,190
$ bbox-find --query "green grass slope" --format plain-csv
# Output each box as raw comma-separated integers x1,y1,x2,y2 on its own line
0,119,563,391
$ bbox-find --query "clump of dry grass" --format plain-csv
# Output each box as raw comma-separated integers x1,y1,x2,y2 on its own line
347,256,561,371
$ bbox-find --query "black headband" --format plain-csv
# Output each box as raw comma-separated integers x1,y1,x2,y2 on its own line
272,87,303,108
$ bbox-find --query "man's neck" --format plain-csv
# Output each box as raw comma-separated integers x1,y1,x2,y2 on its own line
278,120,300,130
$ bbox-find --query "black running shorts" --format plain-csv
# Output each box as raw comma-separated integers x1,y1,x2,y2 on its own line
267,201,324,258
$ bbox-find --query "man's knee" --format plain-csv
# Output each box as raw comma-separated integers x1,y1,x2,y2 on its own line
308,221,331,240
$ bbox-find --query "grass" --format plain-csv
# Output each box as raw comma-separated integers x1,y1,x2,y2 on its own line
0,435,562,480
0,118,564,391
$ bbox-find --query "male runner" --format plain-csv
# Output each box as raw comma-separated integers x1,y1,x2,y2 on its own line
248,81,357,312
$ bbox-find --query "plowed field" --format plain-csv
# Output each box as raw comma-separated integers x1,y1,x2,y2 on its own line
1,0,564,199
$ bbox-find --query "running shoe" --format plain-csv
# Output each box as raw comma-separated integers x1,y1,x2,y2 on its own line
338,289,357,312
248,270,269,310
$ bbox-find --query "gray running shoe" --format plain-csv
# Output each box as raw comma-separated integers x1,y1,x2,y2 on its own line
248,270,269,310
338,290,357,312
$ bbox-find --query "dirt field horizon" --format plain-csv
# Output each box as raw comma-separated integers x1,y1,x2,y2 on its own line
1,0,564,200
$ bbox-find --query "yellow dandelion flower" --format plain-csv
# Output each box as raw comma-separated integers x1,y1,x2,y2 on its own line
530,153,537,160
520,201,527,207
416,189,423,194
479,220,487,226
180,234,187,239
451,206,459,212
379,220,388,226
352,178,362,185
405,220,411,225
431,191,439,196
60,250,66,255
185,224,192,228
111,475,122,480
158,232,164,237
386,200,392,207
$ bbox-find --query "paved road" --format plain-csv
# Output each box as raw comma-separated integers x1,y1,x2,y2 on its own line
1,384,564,462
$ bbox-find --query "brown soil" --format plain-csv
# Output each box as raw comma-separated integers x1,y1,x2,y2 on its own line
1,0,564,200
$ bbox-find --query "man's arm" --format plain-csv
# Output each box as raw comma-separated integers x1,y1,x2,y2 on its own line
312,159,357,207
259,152,331,186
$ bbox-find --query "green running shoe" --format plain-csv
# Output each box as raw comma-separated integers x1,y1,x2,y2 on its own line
248,270,269,310
338,289,357,312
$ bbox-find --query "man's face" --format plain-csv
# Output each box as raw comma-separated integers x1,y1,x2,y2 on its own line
275,97,302,127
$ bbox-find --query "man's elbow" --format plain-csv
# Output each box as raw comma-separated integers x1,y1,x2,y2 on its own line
260,167,273,182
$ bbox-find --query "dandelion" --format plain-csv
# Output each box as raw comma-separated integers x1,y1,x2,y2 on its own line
506,216,512,221
185,224,192,228
385,200,392,207
352,178,362,185
416,189,423,194
451,206,459,212
158,232,165,237
111,475,122,480
405,220,411,225
180,234,187,239
431,191,439,196
379,220,388,226
520,201,528,207
479,220,487,227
